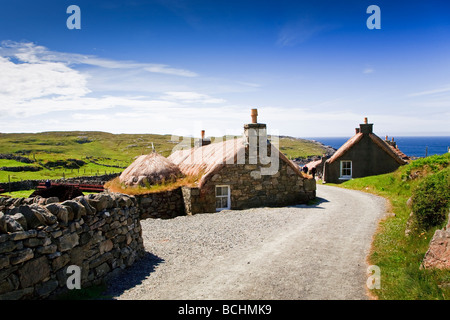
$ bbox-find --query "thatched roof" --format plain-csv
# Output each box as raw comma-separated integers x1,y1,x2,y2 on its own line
326,132,408,165
305,159,322,170
326,133,364,164
119,152,182,186
368,133,408,164
168,137,305,188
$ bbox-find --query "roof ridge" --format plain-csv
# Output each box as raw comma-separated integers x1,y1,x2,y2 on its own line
326,133,363,164
369,133,407,165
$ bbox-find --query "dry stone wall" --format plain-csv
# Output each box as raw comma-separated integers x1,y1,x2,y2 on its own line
0,174,119,193
0,192,145,300
135,188,185,219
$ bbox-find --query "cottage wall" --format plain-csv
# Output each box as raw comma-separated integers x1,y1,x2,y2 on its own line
324,134,403,183
135,188,185,219
183,159,315,214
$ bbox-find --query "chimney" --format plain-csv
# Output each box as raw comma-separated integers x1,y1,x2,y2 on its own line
194,130,211,147
359,117,373,134
251,108,258,124
355,128,360,134
391,137,396,148
385,135,388,141
244,108,267,159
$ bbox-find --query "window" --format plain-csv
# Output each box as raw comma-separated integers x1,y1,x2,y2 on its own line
215,185,231,211
340,160,352,179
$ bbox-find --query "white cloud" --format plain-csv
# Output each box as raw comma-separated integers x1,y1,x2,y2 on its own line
408,85,450,97
2,41,446,137
276,19,334,47
0,41,218,120
161,91,226,104
0,41,199,77
0,56,89,101
363,68,374,74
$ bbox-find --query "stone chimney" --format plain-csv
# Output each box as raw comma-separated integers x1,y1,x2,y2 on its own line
194,130,211,147
244,109,268,163
359,117,373,134
244,109,267,143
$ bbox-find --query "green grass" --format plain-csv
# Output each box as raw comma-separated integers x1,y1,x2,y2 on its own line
0,159,35,167
276,136,327,159
0,189,35,198
0,131,328,183
331,153,450,300
0,189,100,198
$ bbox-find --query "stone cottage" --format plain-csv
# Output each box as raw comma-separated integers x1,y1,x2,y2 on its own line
322,118,409,184
168,109,316,214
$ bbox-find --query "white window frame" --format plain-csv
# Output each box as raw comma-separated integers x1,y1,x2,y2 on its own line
215,185,231,211
339,160,352,180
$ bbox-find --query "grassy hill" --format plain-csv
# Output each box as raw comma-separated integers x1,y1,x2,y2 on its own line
0,131,327,183
334,153,450,300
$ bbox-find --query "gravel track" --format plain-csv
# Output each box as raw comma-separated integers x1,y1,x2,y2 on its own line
105,184,387,300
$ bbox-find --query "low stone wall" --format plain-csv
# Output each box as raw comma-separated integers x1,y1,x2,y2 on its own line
135,188,185,219
0,174,120,193
0,192,145,300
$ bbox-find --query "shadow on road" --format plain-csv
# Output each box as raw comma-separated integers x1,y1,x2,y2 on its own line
102,251,164,299
289,197,330,209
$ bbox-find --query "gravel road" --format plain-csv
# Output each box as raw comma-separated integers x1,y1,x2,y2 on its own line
104,184,387,300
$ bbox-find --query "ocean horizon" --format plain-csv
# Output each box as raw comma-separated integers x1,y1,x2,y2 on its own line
306,136,450,158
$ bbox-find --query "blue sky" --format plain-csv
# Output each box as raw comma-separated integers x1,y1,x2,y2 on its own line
0,0,449,138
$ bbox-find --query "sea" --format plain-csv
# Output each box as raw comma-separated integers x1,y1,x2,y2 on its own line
306,136,450,159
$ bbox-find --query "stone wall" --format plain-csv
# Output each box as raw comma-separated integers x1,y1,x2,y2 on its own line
0,174,119,193
135,188,185,219
0,192,145,300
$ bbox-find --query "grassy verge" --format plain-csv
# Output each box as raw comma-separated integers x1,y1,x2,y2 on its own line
330,153,450,300
0,189,36,198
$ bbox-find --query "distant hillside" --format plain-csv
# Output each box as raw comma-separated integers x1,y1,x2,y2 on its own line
0,131,329,183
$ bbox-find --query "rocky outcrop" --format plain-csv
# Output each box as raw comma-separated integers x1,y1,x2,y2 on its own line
421,216,450,270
